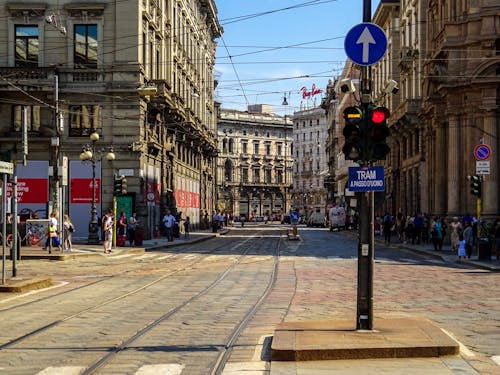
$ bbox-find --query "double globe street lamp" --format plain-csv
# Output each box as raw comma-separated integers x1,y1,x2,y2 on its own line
80,131,115,244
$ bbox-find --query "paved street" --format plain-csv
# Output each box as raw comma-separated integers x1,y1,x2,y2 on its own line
0,224,498,374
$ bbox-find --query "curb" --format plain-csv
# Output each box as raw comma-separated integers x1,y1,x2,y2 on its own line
0,277,53,293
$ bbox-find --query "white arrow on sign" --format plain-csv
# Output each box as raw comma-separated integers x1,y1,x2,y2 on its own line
356,26,376,63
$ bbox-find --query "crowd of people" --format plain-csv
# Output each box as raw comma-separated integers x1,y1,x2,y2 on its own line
375,212,500,260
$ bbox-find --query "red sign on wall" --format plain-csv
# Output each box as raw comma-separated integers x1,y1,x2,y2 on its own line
70,178,101,204
6,178,48,203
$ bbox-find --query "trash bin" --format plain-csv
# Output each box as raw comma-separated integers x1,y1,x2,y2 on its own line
134,227,144,246
477,238,491,261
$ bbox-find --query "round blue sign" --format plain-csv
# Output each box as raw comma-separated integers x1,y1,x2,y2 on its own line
474,144,491,161
344,23,388,66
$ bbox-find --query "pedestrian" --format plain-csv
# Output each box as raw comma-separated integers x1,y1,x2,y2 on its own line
212,210,220,232
163,210,175,242
431,216,444,251
494,218,500,260
463,221,474,259
63,214,75,252
457,234,466,260
44,212,61,253
127,212,138,246
240,214,246,227
413,213,423,244
183,216,190,237
103,209,114,253
449,217,463,251
382,212,392,244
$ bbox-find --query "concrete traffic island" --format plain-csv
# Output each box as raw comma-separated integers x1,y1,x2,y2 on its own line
0,277,52,293
271,317,459,361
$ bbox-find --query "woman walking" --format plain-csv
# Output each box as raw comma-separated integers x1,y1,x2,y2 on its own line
63,214,75,252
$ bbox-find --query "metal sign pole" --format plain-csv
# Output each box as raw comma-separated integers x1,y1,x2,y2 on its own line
2,174,6,284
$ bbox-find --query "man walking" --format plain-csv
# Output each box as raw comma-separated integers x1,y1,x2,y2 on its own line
163,210,175,242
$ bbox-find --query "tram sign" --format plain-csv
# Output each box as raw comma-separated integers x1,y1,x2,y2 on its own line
473,144,491,161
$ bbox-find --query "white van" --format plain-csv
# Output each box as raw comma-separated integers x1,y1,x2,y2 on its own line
329,206,346,231
307,209,326,227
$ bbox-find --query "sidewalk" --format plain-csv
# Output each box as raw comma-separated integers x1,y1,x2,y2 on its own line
378,236,500,272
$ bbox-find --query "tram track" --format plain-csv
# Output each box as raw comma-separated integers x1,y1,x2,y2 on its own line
0,229,283,374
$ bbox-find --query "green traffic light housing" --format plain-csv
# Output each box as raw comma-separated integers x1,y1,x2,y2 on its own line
113,176,127,196
342,106,364,161
469,175,481,198
368,106,390,161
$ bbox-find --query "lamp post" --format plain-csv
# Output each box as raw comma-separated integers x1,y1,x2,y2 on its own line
80,131,115,244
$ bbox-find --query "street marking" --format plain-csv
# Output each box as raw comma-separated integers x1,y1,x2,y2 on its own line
156,254,175,260
0,282,69,304
441,329,475,357
136,364,184,375
37,367,85,375
222,362,267,374
252,334,273,361
134,254,160,260
491,356,500,365
111,254,136,259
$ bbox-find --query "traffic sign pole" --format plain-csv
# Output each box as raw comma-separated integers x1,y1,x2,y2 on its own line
356,0,374,331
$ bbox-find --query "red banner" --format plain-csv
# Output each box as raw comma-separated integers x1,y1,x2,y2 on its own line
6,178,48,203
70,178,101,204
174,189,200,209
143,180,160,204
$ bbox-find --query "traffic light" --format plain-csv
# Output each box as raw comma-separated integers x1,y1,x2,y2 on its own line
121,177,127,195
367,106,390,161
342,106,363,161
469,175,481,198
113,176,127,196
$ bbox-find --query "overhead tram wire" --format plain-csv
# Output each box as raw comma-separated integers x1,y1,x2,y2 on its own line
220,35,249,108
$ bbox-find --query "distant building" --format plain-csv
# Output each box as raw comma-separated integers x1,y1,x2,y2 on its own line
217,106,293,221
290,106,329,216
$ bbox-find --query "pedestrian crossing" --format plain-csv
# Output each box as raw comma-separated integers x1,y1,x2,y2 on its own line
34,362,269,374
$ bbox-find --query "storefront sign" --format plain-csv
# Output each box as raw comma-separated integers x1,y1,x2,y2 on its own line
6,178,48,203
301,84,322,99
70,178,101,204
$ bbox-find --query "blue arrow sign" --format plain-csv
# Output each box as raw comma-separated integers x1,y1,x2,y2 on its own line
344,23,388,66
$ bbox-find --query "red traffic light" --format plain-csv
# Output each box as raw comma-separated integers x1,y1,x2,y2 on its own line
371,107,390,124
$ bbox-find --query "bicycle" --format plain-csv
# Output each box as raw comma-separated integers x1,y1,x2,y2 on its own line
0,228,46,248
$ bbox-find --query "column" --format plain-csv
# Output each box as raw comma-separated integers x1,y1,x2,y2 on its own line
447,114,460,215
434,123,447,216
482,110,498,217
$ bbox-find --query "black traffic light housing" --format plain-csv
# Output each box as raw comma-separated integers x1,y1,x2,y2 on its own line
469,175,481,198
342,106,363,161
367,105,390,161
113,176,127,196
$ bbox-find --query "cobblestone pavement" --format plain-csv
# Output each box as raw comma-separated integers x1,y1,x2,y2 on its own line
0,225,498,374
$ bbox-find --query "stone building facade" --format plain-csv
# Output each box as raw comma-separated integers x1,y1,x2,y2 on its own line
329,0,499,221
217,106,293,221
0,0,222,239
290,107,329,216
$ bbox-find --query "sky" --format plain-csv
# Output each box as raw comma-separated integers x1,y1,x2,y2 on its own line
214,0,381,116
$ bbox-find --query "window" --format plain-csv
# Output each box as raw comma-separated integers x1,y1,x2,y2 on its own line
265,169,271,183
12,105,40,132
253,169,260,183
277,143,283,156
277,170,283,184
229,139,234,153
253,142,259,154
242,168,249,183
69,105,102,136
265,143,271,155
242,142,248,154
74,24,98,68
15,25,39,67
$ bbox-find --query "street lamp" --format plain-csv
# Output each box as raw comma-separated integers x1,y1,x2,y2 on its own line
80,131,115,244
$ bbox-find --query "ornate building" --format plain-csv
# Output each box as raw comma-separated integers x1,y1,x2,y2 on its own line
290,106,329,216
420,0,499,219
217,106,293,220
0,0,222,238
